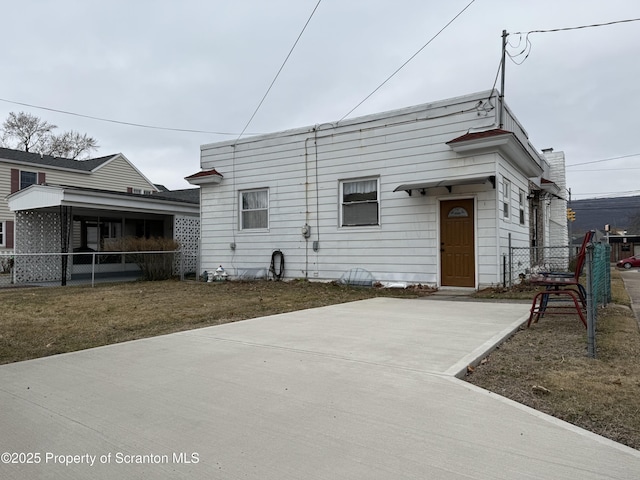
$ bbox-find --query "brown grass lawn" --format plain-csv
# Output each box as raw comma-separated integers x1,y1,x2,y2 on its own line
0,279,433,365
467,269,640,450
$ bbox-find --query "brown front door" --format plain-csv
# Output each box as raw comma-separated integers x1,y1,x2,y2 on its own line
440,199,475,287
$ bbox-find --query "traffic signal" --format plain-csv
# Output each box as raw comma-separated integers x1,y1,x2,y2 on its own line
567,208,576,222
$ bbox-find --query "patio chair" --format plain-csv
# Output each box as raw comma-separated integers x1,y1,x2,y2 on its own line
526,230,595,328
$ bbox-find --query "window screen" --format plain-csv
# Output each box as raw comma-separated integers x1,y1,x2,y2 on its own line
341,179,379,226
241,189,268,230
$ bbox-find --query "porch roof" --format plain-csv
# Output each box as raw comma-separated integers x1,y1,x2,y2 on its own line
393,176,496,196
7,184,199,216
540,178,563,197
446,128,544,178
185,168,223,186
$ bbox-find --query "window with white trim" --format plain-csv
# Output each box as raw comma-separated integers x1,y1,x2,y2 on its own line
240,188,269,230
502,178,511,219
131,188,154,195
519,189,526,225
341,178,379,227
20,171,37,190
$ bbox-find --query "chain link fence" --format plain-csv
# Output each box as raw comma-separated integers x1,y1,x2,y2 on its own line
0,250,199,288
509,240,612,358
505,245,574,287
585,242,612,358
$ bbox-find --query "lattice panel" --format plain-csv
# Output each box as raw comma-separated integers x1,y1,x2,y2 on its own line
14,211,69,283
15,211,62,253
174,215,200,273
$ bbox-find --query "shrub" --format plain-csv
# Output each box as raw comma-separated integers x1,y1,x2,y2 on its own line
0,256,14,274
104,237,179,281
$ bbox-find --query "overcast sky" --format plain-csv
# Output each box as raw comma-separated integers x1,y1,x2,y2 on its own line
1,1,638,199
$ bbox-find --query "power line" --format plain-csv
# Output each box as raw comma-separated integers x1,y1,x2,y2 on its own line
505,34,532,65
0,0,323,141
506,17,640,66
234,0,322,142
571,167,640,172
567,153,640,168
0,97,257,136
513,17,640,36
572,190,640,199
339,0,477,122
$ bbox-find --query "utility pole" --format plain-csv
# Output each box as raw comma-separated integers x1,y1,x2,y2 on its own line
499,29,507,128
567,187,573,251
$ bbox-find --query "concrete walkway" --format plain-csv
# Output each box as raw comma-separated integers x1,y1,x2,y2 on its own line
1,297,639,479
620,268,640,328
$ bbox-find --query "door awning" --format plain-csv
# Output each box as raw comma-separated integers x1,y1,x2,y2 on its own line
393,175,496,196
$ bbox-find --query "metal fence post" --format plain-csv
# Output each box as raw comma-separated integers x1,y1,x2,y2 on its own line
502,254,507,288
508,233,512,287
91,252,96,288
180,249,184,281
605,243,612,305
585,243,596,358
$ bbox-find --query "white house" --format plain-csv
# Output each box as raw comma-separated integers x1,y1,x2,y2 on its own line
188,90,566,289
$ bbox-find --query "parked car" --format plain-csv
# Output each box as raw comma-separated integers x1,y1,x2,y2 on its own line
617,255,640,269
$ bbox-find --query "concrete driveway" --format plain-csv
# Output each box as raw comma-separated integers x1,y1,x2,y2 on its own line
1,297,639,479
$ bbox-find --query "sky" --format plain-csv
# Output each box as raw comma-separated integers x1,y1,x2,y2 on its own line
1,1,638,199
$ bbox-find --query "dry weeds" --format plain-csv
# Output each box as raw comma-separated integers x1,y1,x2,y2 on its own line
467,269,640,450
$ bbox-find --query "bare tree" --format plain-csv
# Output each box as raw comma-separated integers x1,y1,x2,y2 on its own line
42,130,98,160
1,111,56,153
1,111,98,159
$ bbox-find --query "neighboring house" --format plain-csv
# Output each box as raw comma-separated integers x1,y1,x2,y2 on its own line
188,90,567,289
0,147,159,251
2,148,200,283
607,234,639,262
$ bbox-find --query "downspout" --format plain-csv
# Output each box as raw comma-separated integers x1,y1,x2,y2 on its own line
198,187,203,280
304,135,312,279
495,155,502,286
314,126,320,259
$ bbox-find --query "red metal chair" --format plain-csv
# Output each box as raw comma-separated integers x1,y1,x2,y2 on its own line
527,230,595,328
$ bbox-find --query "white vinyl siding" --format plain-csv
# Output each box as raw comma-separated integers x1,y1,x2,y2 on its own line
341,178,379,227
240,189,268,230
8,156,157,195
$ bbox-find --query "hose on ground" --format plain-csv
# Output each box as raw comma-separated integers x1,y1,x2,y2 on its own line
269,250,284,281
